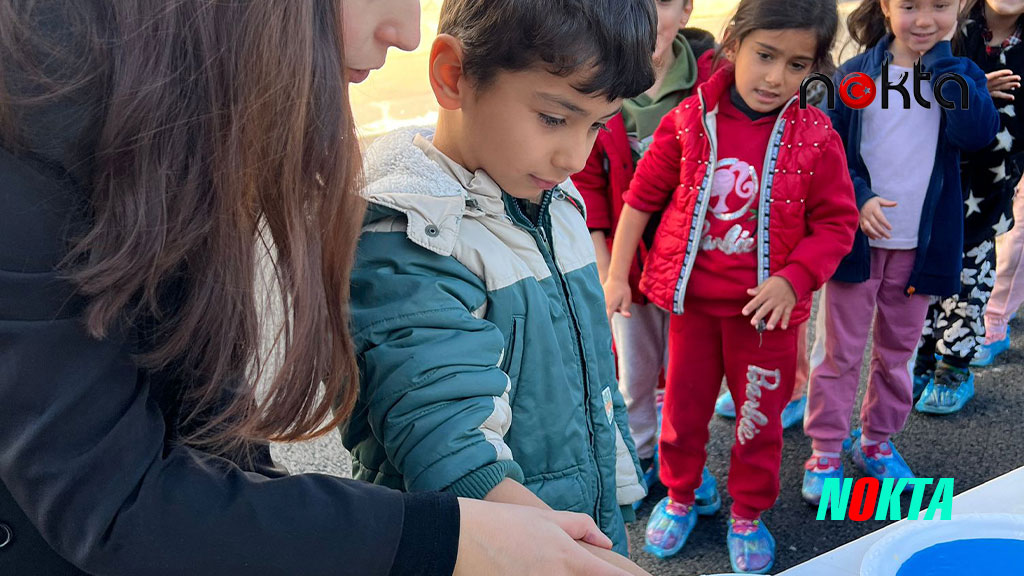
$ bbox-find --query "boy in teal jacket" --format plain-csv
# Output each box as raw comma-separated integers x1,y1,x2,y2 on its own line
342,0,658,556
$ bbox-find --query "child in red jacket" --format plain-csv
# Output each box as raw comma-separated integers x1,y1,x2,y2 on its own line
603,0,858,571
572,0,715,509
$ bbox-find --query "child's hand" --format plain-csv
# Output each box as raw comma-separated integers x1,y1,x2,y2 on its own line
743,276,797,331
987,69,1021,101
860,196,898,240
603,278,633,322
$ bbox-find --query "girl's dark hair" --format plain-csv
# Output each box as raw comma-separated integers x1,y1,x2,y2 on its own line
0,0,364,455
848,0,975,51
716,0,840,74
438,0,658,101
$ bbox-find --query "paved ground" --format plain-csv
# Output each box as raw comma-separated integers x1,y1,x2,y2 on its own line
274,307,1024,574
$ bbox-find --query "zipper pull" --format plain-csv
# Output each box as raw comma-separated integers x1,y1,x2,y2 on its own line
757,319,766,348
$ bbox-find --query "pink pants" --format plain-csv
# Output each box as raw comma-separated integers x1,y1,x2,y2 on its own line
985,179,1024,344
805,249,931,453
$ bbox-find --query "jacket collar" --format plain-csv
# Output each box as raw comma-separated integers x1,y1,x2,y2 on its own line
360,128,584,257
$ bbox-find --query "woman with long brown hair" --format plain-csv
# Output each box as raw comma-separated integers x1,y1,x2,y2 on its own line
0,1,633,574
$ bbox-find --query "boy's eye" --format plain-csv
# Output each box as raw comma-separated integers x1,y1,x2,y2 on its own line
758,52,772,61
790,62,807,71
539,113,566,127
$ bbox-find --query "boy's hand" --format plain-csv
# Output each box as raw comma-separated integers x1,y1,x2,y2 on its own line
603,278,633,322
987,69,1021,100
743,276,797,331
860,196,898,240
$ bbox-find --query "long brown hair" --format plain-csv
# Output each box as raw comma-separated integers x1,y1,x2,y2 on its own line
0,0,363,454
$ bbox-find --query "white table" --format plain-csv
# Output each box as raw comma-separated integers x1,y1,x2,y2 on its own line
777,466,1024,575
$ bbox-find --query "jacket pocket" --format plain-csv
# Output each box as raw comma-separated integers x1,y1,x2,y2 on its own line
500,315,526,402
523,465,591,513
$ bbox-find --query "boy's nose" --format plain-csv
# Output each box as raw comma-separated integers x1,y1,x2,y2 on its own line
553,139,590,175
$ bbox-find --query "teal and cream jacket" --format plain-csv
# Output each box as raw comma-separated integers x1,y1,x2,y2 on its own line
342,129,645,553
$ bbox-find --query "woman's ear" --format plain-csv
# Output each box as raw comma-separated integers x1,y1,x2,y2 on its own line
429,34,467,111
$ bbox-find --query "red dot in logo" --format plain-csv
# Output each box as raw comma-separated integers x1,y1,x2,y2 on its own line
839,72,876,110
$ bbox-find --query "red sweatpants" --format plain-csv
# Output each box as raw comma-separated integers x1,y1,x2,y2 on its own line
659,306,798,519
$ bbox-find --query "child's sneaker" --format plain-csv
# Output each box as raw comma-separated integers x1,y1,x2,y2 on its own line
912,364,934,401
715,392,736,418
781,395,807,430
644,498,697,559
972,327,1011,367
851,437,915,485
801,455,844,506
694,466,722,515
727,516,776,574
915,364,975,414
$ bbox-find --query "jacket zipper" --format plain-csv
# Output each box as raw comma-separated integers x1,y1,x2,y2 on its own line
506,191,603,526
672,88,718,314
755,97,797,285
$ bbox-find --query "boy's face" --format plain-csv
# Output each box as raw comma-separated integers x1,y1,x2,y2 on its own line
341,0,422,83
731,28,817,113
456,68,622,202
654,0,695,67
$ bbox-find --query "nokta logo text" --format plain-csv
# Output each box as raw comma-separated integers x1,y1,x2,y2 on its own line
816,477,954,521
799,62,969,111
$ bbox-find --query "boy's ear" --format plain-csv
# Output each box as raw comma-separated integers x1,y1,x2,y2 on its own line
430,34,467,111
680,0,694,28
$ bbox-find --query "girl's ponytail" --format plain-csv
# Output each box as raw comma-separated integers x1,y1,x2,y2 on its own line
847,0,888,50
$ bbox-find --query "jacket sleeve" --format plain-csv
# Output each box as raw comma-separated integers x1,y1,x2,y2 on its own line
572,134,615,231
623,106,684,213
351,231,526,500
827,64,876,210
775,127,860,300
609,380,646,510
921,41,1000,152
0,150,459,576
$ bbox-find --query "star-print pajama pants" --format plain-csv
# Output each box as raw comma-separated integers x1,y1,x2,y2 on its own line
918,238,998,368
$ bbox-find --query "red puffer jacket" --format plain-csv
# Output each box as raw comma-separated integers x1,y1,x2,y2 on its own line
624,64,859,324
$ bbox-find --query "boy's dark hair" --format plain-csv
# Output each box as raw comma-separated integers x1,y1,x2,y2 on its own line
438,0,657,101
716,0,839,74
